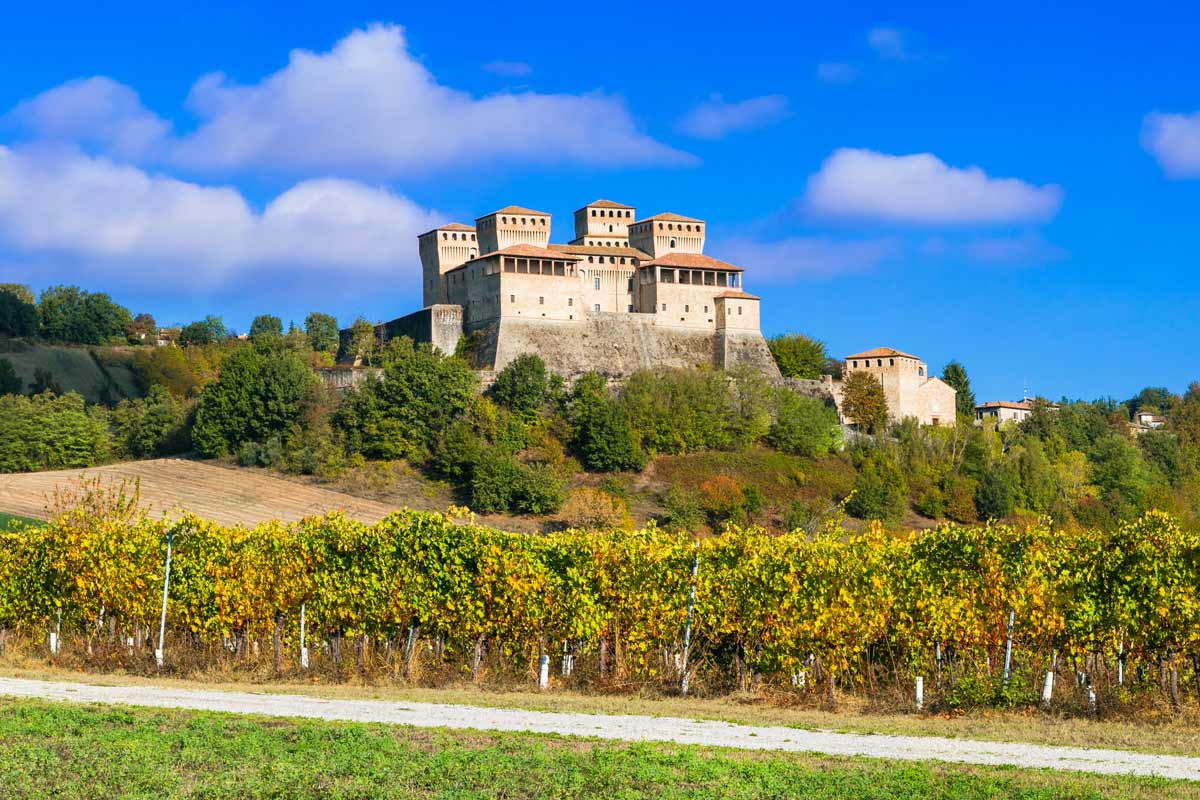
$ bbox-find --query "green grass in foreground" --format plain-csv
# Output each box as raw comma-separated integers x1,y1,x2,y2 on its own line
0,699,1193,799
0,512,42,527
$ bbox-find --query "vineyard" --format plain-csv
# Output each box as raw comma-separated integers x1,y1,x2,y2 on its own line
1,494,1198,714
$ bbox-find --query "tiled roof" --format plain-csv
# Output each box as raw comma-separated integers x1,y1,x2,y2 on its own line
480,205,550,218
641,253,743,271
635,212,703,223
976,400,1033,411
714,290,760,300
845,347,920,360
549,243,651,259
579,199,634,210
419,222,476,236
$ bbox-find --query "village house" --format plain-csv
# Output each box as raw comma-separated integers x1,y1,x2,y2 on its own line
836,347,957,427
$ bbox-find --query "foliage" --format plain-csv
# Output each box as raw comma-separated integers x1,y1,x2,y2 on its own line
126,313,157,344
767,332,828,379
178,316,228,347
304,312,340,354
767,389,841,457
0,358,21,395
569,373,646,473
559,487,632,530
342,317,379,366
0,392,110,472
248,315,283,344
845,446,907,522
191,344,317,457
840,371,888,433
37,286,132,345
941,360,976,421
109,385,190,459
490,354,549,419
0,285,39,338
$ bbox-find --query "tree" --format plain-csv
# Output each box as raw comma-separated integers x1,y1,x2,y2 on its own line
344,317,379,366
768,389,841,456
840,371,889,433
846,445,907,522
974,467,1015,521
37,286,132,345
491,354,549,419
126,313,157,344
304,312,340,353
0,285,38,338
0,358,21,395
249,314,283,344
178,315,227,347
941,361,976,421
28,368,62,396
191,346,317,456
569,372,646,472
768,333,829,380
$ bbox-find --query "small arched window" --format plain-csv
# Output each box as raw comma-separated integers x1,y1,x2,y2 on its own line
670,238,677,248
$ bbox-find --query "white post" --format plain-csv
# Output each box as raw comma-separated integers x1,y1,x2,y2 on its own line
679,549,700,697
1041,670,1055,707
155,528,174,668
126,636,134,657
299,603,309,669
1002,608,1015,683
539,655,550,690
1117,636,1125,687
49,607,62,655
1087,685,1097,716
915,676,924,711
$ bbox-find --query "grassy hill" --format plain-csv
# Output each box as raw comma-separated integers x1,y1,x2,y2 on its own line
0,339,140,404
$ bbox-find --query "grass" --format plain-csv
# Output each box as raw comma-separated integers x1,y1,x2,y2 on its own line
0,697,1193,799
0,339,139,403
5,664,1200,759
0,512,42,527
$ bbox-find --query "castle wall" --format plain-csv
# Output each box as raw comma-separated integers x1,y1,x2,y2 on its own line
376,305,463,355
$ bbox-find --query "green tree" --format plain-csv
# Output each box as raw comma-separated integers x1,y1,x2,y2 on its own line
570,372,646,472
0,392,110,472
941,360,976,421
767,389,841,456
304,312,340,353
37,286,132,344
974,467,1015,521
191,346,317,456
178,315,227,347
768,333,829,379
491,354,549,419
840,371,889,433
343,317,379,366
0,285,39,338
0,358,21,395
110,385,188,458
248,314,283,344
125,312,157,344
845,445,907,522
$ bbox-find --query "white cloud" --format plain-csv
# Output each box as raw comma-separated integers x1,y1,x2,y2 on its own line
867,27,911,61
0,145,441,286
169,24,691,175
674,94,789,140
1142,111,1200,178
482,60,533,78
805,148,1063,225
817,63,857,84
711,235,899,280
4,77,170,160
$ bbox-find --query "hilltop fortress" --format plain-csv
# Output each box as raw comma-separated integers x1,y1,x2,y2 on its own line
377,199,781,380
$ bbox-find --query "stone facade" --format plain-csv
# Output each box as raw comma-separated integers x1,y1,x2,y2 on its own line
838,347,956,427
388,198,779,379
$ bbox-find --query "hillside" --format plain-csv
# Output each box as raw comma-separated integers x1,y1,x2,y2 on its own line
0,339,140,403
0,459,396,526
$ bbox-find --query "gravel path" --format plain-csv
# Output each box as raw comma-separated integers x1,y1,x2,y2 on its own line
2,677,1197,781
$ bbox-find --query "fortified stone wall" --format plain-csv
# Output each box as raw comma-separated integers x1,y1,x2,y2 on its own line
470,314,780,380
376,305,464,355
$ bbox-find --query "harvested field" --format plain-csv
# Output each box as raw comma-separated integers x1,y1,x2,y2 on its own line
0,459,396,526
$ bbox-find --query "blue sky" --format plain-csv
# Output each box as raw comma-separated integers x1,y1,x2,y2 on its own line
2,2,1199,403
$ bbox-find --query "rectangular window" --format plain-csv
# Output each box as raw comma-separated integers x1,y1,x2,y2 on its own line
517,260,528,273
661,303,667,311
628,304,634,312
539,296,544,305
594,277,601,290
554,263,565,276
738,306,743,315
685,305,690,312
627,278,633,291
703,305,708,313
568,298,573,306
509,294,515,303
593,304,600,312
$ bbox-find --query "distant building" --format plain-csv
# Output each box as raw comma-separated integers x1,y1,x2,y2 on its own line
837,347,956,427
975,400,1033,426
1131,409,1166,435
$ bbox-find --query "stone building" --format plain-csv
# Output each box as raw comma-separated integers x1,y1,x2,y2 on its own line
975,400,1033,426
839,347,956,427
382,199,778,380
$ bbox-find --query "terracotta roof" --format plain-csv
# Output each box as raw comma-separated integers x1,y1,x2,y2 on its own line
578,199,634,210
419,222,475,236
549,243,651,259
714,290,760,300
480,205,550,218
640,253,743,271
976,400,1033,411
845,347,920,360
635,212,703,224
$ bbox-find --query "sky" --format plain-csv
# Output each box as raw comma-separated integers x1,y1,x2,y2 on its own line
1,1,1199,403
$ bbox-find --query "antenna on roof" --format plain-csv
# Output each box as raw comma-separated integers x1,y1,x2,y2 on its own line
1023,377,1030,402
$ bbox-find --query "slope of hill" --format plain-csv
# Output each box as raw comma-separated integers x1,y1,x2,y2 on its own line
0,459,396,526
0,340,140,403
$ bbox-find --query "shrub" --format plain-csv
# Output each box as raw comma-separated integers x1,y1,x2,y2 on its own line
767,333,828,379
768,390,841,457
942,475,979,523
974,468,1015,521
490,354,549,419
559,487,632,530
845,447,907,522
661,484,705,532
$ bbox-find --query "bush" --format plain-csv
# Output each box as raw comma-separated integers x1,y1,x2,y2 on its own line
661,484,705,532
699,475,746,526
767,333,828,379
490,354,549,419
468,447,566,514
559,487,632,530
768,390,841,457
942,474,979,523
845,447,907,522
975,468,1015,521
0,392,110,472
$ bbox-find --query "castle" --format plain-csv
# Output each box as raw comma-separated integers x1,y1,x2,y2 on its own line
378,200,780,380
